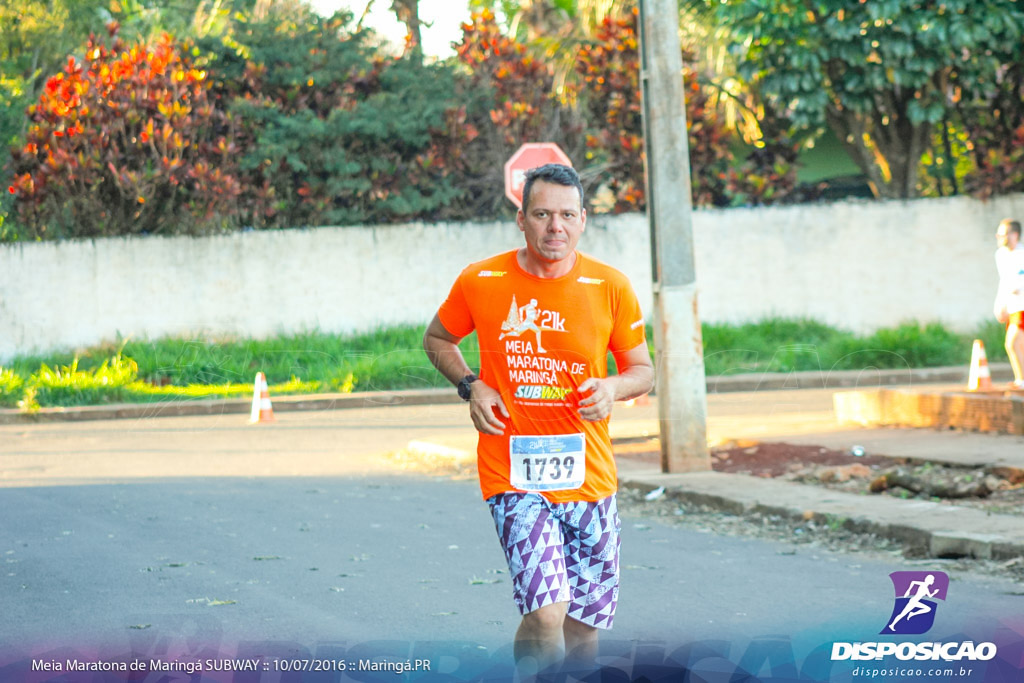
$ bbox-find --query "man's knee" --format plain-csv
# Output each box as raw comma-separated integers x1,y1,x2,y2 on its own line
522,603,568,634
563,616,597,638
563,617,599,652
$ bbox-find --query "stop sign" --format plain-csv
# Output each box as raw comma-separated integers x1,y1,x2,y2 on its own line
504,143,573,208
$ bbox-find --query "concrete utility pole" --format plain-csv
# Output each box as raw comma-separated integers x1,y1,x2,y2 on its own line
637,0,711,473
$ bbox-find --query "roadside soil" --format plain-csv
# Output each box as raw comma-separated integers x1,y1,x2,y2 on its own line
613,437,1024,518
611,437,1024,584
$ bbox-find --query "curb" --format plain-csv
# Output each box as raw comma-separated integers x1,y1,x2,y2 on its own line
703,364,1008,393
402,438,1024,562
619,471,1024,561
0,364,1010,426
834,386,1024,435
0,388,462,426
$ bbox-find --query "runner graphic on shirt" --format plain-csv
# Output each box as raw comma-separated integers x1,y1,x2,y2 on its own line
498,295,567,353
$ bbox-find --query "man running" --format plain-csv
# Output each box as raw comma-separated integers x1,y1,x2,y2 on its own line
423,163,654,675
994,218,1024,388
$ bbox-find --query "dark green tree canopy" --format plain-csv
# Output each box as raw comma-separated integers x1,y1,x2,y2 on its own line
714,0,1024,198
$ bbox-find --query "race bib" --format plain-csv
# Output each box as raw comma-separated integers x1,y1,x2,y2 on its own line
509,433,586,492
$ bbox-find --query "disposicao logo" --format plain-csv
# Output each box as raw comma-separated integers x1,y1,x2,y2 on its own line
881,571,949,635
831,570,997,663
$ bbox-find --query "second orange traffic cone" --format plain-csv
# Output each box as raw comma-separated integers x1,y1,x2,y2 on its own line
249,372,276,423
967,340,993,391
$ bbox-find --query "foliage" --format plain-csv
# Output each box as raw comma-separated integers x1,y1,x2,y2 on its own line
0,1,309,240
0,0,106,236
702,318,844,376
573,8,646,211
0,1,106,140
917,121,973,198
7,28,241,238
459,5,739,214
452,8,584,216
30,354,140,406
10,0,1024,234
0,318,1006,409
457,9,565,149
5,352,322,408
702,318,983,376
713,0,1024,200
725,136,803,206
201,8,477,227
0,366,24,407
826,322,965,371
573,2,803,209
0,326,481,408
958,60,1024,198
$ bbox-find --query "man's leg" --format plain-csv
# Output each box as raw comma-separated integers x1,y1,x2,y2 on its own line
515,602,568,673
1008,323,1024,383
562,616,599,666
559,495,620,672
488,494,572,675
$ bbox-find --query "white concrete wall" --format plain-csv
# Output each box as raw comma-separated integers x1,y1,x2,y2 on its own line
2,193,1022,361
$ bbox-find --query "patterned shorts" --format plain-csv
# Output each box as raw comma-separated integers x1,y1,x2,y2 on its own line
487,492,620,630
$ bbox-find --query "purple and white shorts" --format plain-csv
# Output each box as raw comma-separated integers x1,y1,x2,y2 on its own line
487,492,620,630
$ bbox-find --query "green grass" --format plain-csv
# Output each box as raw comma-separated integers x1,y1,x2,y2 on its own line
700,319,1002,376
0,318,1006,409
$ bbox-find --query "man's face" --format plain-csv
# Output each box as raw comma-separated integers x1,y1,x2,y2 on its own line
517,181,586,264
997,223,1019,249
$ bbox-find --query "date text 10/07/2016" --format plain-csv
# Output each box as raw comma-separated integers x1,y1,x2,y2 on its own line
32,658,432,675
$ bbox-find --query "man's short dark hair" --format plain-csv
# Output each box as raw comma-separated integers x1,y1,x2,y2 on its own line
1001,218,1022,236
521,164,584,211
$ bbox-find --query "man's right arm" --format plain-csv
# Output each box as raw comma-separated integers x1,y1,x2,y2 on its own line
422,313,474,386
423,314,508,435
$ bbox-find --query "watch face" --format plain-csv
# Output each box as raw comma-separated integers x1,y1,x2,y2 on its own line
458,375,476,400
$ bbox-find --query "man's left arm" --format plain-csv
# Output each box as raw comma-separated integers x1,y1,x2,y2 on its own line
577,342,655,422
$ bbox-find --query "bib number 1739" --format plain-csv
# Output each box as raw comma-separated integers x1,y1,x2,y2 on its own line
509,434,586,492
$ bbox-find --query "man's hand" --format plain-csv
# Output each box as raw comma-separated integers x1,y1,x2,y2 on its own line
577,342,655,422
577,377,616,422
469,380,509,435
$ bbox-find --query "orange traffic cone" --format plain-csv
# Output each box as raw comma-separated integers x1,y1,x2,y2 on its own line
249,372,276,423
967,340,993,391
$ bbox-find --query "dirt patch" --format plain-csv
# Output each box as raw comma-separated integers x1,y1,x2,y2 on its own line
613,438,1024,517
613,439,1024,584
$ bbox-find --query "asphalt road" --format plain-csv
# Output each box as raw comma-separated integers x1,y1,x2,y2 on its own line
2,400,1023,681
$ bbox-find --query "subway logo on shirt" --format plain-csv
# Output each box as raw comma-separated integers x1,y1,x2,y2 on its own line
514,385,573,401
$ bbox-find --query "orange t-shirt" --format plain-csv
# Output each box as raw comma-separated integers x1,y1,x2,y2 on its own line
437,249,647,503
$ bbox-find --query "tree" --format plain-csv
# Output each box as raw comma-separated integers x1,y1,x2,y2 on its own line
713,0,1024,199
7,27,241,238
575,6,735,210
201,7,478,227
956,51,1024,198
1,0,108,232
452,8,584,216
390,0,424,61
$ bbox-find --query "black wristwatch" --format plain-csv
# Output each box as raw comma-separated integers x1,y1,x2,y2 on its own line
457,374,478,401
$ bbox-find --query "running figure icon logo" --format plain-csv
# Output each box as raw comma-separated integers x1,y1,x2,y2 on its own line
498,295,567,354
881,571,949,635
